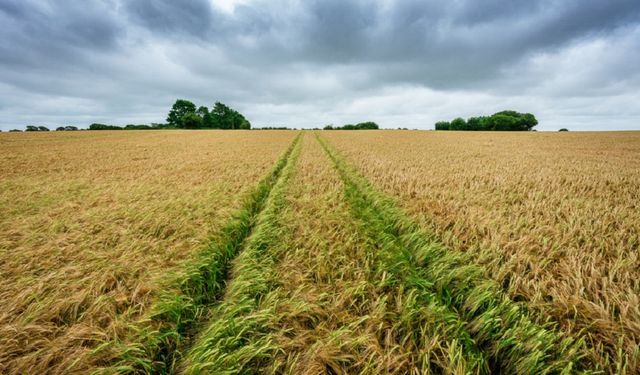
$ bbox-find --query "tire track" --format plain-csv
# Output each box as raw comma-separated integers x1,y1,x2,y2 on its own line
180,133,302,374
98,133,302,374
316,133,590,374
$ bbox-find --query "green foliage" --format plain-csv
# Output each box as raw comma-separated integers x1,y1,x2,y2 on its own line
89,123,123,130
327,121,380,130
435,121,450,130
450,117,466,130
167,99,197,128
25,125,50,131
196,106,209,118
355,121,379,129
182,138,300,374
124,124,153,130
435,111,538,131
206,102,251,129
165,100,251,130
559,128,569,132
180,113,204,129
9,129,22,132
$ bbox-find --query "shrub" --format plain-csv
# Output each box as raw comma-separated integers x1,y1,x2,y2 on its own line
89,123,123,130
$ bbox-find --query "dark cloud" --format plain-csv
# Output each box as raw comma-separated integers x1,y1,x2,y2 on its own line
0,0,639,131
0,0,123,76
125,0,214,37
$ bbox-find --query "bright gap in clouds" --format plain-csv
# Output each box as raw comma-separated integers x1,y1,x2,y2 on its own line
209,0,251,14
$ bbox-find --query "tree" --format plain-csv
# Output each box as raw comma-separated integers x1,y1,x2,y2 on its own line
491,114,517,131
237,115,251,129
197,106,209,118
25,125,39,131
467,117,488,131
166,99,251,130
434,110,538,131
64,126,78,131
328,122,380,130
181,112,204,129
559,128,569,132
210,102,231,129
167,99,197,128
56,126,65,131
491,111,537,131
355,121,379,129
450,118,466,130
38,126,50,131
209,102,251,129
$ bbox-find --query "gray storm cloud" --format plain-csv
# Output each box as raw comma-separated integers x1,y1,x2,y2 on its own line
0,0,639,130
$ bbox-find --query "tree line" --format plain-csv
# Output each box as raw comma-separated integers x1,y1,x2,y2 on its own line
323,121,379,130
435,110,538,131
88,123,166,130
8,100,251,132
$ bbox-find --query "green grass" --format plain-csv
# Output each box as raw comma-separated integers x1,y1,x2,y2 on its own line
181,134,301,374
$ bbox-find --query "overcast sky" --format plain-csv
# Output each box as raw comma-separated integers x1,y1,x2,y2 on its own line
1,0,639,131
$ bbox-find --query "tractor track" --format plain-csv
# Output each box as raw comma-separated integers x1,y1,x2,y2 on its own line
316,133,591,374
100,133,302,374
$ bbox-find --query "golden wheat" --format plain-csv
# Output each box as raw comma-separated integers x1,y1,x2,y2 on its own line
324,130,640,372
2,129,637,373
0,130,296,374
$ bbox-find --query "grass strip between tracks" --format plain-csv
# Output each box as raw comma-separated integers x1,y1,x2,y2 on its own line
180,134,301,374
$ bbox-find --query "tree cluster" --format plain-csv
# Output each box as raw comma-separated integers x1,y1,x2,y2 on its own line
56,126,79,131
324,121,379,130
435,111,538,131
88,123,166,130
89,123,124,130
167,100,251,129
25,125,50,132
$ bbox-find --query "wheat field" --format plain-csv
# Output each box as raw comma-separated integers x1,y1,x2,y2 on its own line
325,130,640,371
0,130,296,373
0,130,638,374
